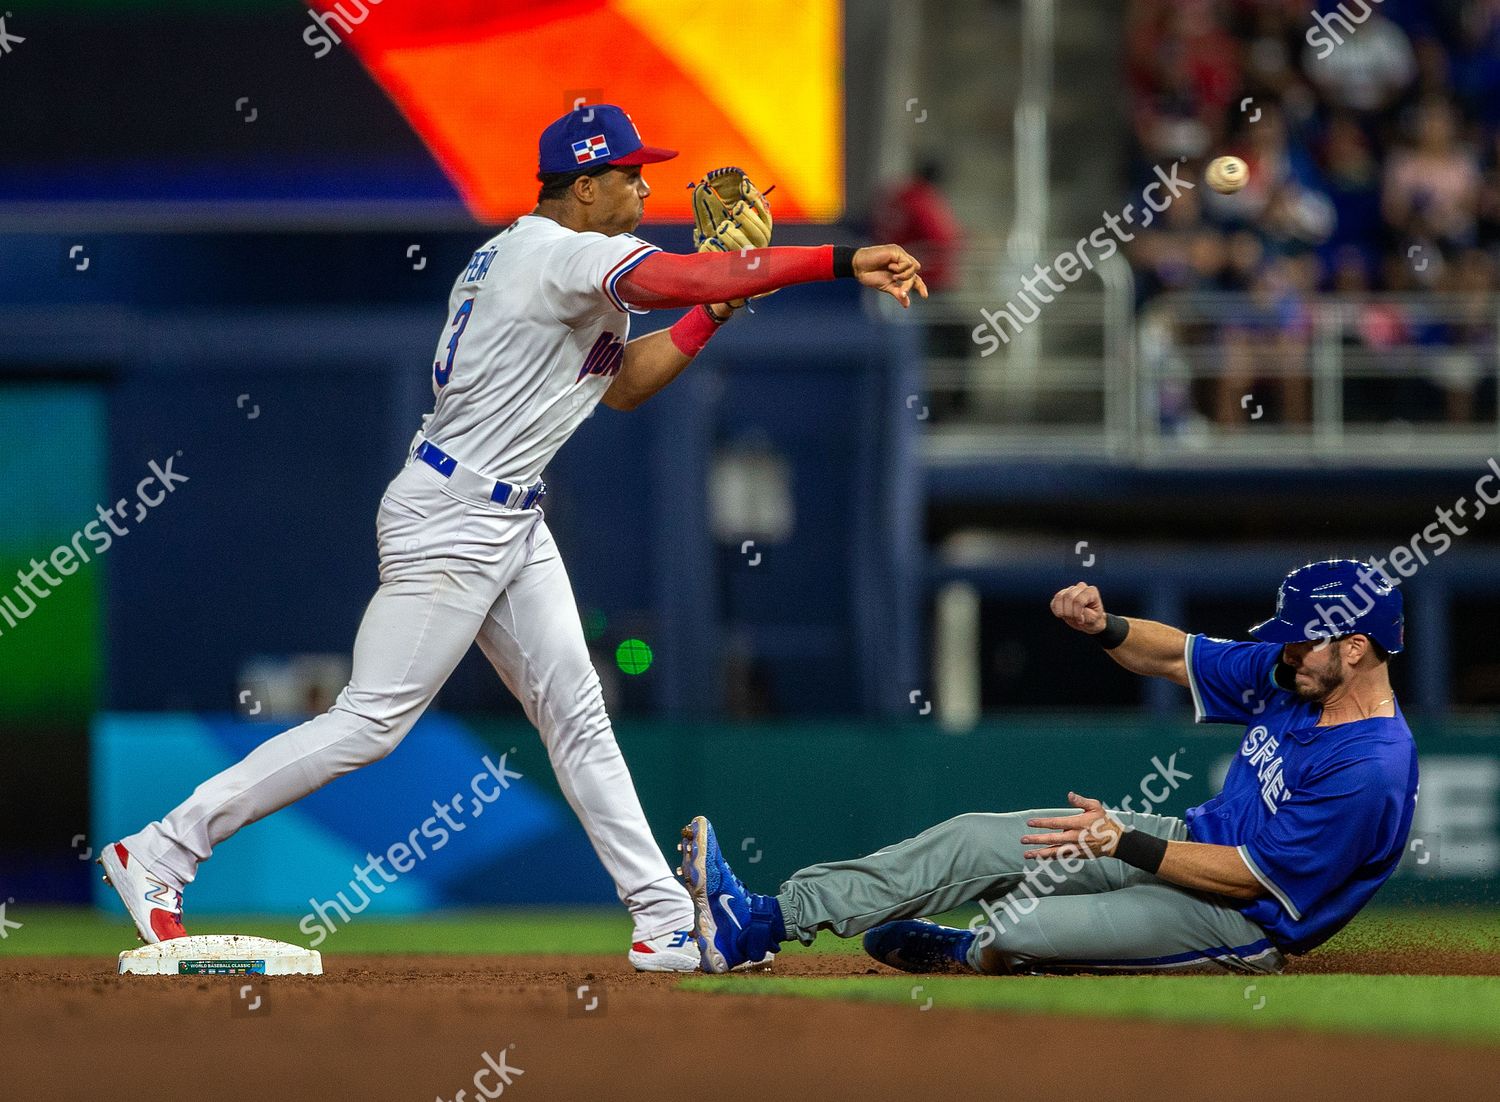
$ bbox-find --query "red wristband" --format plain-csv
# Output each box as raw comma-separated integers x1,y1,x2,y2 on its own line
668,304,725,358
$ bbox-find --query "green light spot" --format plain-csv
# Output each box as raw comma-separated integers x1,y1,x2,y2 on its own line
616,638,653,675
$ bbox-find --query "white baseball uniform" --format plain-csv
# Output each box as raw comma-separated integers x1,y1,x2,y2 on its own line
122,215,694,940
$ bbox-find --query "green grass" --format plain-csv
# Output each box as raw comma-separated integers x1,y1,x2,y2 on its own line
0,907,635,958
681,973,1500,1044
781,905,1500,956
4,904,1497,959
688,905,1500,1045
7,905,1500,1045
0,906,875,960
1317,906,1500,954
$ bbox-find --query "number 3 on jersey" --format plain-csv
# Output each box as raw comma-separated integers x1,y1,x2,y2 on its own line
434,298,474,388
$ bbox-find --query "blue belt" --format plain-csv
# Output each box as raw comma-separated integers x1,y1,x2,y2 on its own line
414,441,547,509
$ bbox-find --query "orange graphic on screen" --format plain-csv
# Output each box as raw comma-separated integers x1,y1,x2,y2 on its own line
305,0,844,222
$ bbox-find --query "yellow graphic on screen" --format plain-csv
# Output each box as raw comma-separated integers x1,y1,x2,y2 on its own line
311,0,844,222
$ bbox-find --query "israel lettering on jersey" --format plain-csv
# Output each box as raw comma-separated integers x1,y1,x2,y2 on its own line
572,134,611,164
1181,634,1418,955
1240,725,1290,813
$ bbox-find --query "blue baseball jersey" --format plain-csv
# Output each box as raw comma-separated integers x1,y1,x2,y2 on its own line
1182,635,1418,954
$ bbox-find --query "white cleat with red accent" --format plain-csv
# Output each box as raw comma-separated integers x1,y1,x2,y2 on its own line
98,843,187,944
629,927,774,973
629,929,700,972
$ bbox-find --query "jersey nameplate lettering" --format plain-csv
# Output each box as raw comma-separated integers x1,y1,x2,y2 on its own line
1241,725,1288,813
464,246,498,282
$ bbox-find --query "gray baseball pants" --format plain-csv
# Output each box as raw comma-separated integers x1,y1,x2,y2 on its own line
776,809,1284,973
121,459,693,941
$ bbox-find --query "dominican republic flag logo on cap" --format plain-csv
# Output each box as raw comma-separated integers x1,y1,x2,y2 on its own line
572,134,611,164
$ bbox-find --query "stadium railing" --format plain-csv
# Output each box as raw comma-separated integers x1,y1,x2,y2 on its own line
911,267,1500,466
1139,292,1500,464
890,246,1137,459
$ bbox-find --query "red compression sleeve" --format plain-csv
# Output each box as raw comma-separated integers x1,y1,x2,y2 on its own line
616,246,837,310
667,304,726,357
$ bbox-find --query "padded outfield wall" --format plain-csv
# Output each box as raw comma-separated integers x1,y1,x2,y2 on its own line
89,713,1499,915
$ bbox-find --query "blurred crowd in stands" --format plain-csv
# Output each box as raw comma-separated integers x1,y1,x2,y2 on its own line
1128,0,1500,427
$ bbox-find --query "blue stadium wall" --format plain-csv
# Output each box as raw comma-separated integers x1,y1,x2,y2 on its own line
90,712,1499,917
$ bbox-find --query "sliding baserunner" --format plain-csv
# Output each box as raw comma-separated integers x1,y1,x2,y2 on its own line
679,560,1418,975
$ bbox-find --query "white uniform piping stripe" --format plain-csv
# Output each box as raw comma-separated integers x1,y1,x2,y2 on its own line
1239,943,1281,963
602,245,658,313
1185,634,1207,723
1237,844,1302,920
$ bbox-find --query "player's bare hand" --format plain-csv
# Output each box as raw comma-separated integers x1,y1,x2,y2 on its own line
1051,582,1107,635
1020,793,1124,860
853,244,929,308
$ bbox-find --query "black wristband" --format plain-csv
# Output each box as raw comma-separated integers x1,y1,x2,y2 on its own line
702,303,731,325
1095,613,1130,650
831,245,857,279
1113,828,1168,874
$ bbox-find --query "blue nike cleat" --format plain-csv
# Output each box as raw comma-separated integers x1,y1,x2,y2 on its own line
863,919,978,974
677,815,780,974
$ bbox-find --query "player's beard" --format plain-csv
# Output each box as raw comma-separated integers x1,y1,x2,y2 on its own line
1293,645,1345,702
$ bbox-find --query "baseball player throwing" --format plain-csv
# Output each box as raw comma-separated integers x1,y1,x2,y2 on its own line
99,104,926,970
679,559,1418,974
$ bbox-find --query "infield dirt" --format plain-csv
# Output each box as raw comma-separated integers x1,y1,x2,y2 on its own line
2,951,1493,1102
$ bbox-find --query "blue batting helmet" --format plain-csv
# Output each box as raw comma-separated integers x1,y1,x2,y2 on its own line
1250,559,1405,654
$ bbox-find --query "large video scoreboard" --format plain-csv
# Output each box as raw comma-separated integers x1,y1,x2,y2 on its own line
0,0,844,226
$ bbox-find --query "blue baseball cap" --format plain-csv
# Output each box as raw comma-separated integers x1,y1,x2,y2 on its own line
1250,559,1405,654
538,104,677,176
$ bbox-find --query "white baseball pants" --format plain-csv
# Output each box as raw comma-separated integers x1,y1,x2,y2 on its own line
123,458,693,940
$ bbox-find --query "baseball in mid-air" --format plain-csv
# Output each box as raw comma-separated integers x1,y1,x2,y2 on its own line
1205,155,1248,194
